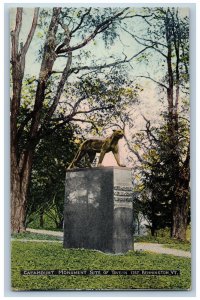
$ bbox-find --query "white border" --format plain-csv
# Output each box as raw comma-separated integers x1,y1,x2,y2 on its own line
2,1,198,299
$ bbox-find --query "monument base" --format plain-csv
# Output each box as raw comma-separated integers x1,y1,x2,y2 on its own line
63,167,133,254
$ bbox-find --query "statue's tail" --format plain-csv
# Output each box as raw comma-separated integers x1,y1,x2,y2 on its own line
66,146,83,170
66,140,87,170
67,164,72,170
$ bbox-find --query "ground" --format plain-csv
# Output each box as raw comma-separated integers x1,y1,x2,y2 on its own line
11,229,191,291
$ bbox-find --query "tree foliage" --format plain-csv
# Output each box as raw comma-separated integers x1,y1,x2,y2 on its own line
133,116,190,236
26,123,78,228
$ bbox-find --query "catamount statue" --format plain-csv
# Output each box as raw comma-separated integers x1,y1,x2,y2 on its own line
67,129,125,169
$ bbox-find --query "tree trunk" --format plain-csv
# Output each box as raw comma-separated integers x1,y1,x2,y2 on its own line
172,151,190,240
151,227,155,237
10,8,39,233
169,135,189,241
172,190,189,241
172,196,189,240
39,209,44,228
11,148,33,233
57,218,64,230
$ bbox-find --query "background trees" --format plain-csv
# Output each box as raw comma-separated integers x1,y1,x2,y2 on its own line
125,8,190,240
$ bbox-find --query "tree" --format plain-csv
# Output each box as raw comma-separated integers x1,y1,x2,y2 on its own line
11,7,145,233
123,7,190,239
11,8,39,233
139,117,189,237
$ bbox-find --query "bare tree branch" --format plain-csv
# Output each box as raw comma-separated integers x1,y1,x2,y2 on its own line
11,8,23,59
124,134,151,165
75,105,114,115
21,8,39,56
51,105,114,122
11,8,39,144
120,13,153,20
71,8,92,34
122,27,168,58
137,75,168,90
28,8,61,140
56,8,129,54
123,27,167,48
67,45,153,75
44,52,72,122
141,114,159,143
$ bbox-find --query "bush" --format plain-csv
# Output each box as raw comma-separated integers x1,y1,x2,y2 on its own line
27,210,63,231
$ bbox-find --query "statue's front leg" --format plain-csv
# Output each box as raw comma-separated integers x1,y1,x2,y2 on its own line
97,150,106,167
113,151,126,167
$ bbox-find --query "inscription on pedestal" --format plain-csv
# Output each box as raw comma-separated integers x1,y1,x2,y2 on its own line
114,186,133,209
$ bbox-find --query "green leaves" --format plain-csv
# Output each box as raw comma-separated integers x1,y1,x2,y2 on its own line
27,124,78,228
134,115,190,236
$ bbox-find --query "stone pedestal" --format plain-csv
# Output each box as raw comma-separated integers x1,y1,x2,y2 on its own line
63,167,133,253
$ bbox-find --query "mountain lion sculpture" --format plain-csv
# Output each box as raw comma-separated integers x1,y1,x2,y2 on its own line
67,129,125,169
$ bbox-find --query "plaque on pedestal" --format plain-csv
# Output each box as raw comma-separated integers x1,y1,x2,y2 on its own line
63,167,133,253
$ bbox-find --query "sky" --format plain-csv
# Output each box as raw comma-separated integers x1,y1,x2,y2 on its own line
10,7,189,167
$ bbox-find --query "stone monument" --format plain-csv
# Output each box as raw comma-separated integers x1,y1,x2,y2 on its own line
63,166,133,253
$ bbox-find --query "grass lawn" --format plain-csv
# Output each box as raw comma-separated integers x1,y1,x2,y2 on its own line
11,240,191,291
163,243,191,252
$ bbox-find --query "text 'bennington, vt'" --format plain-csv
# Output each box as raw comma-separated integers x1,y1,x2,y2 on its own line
21,270,180,276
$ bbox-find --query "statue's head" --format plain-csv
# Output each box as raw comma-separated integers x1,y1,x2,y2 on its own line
112,129,124,139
